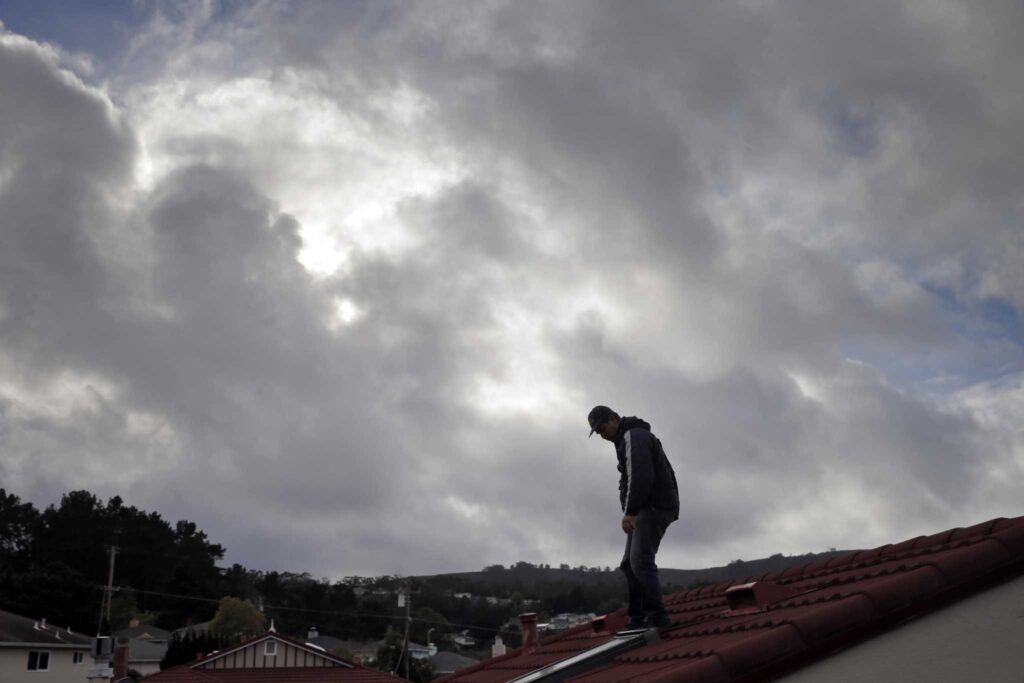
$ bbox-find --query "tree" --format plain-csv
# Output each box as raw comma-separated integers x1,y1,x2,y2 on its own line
0,489,39,570
208,597,265,641
161,631,231,669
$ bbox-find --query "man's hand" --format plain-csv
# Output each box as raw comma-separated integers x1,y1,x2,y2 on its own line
621,515,636,533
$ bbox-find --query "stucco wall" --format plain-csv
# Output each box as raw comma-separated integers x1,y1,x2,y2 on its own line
0,646,90,683
780,574,1024,683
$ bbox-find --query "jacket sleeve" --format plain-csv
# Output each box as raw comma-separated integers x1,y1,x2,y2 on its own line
623,429,655,516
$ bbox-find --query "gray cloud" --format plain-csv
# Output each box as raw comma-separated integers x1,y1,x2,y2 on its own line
2,1,1023,577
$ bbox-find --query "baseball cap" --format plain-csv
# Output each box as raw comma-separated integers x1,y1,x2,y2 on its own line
588,405,616,437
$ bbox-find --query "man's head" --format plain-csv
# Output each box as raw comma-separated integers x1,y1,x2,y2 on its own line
588,405,620,441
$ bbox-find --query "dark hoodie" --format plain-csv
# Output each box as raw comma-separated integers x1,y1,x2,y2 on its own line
614,416,680,517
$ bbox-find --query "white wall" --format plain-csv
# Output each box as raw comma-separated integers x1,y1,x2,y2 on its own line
0,646,89,683
780,574,1024,683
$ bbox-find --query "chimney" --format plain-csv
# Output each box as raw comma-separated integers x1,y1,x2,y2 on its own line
308,626,319,641
724,581,797,614
519,613,538,654
113,644,129,680
590,615,608,635
491,635,506,658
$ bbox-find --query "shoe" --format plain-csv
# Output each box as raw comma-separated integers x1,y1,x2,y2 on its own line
624,618,646,630
646,614,673,630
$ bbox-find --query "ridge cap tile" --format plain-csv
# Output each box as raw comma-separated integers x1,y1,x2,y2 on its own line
990,521,1024,555
913,528,956,550
991,516,1024,532
715,623,806,678
923,537,1012,584
851,545,890,564
823,552,859,569
949,518,1000,541
853,565,948,613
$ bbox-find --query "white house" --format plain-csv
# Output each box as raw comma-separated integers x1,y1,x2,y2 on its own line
0,609,92,683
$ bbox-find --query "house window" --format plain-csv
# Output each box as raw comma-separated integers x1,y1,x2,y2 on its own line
73,651,85,664
265,641,277,656
27,651,50,671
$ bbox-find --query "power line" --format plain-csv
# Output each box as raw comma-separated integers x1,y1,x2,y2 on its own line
91,584,518,637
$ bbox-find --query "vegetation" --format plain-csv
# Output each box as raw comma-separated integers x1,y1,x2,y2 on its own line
208,596,265,640
161,630,233,669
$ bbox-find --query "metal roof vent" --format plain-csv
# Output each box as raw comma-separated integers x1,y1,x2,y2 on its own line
724,581,798,614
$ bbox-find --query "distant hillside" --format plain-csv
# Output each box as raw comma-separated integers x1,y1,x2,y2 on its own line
419,549,855,595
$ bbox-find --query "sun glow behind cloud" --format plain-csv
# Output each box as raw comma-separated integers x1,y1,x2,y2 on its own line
124,64,464,277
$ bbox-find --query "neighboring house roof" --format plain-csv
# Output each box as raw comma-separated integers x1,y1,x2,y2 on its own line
128,636,169,662
430,651,480,674
116,624,172,642
307,635,344,652
438,515,1024,683
0,609,91,648
147,629,403,683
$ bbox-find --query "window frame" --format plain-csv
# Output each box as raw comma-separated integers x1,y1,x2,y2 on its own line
264,640,278,656
27,650,51,671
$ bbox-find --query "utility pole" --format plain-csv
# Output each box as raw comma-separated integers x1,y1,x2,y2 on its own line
97,545,118,636
402,580,412,681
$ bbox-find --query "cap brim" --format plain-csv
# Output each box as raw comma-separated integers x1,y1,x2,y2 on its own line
588,427,596,437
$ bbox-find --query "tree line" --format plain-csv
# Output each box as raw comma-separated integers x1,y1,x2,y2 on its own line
0,488,633,650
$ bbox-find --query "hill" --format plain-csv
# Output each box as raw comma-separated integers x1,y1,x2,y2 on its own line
418,549,854,596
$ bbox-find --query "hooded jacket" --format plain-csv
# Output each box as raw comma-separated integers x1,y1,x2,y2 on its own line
615,416,680,517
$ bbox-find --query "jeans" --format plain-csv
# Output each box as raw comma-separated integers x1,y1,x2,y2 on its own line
620,508,675,621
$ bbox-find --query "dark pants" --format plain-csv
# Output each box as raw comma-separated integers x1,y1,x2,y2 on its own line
620,508,675,621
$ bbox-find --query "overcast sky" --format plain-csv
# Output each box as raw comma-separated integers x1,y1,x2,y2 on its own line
1,0,1023,579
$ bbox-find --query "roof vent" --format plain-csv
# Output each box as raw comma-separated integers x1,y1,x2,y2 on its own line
724,581,797,614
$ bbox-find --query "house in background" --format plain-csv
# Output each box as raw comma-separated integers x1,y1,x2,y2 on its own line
115,623,171,643
145,626,406,682
429,651,480,677
437,515,1024,683
0,609,92,683
114,621,171,677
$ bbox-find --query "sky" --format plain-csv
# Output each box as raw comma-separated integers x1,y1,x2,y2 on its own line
1,0,1023,579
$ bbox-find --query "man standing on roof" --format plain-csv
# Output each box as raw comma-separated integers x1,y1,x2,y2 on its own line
589,405,679,630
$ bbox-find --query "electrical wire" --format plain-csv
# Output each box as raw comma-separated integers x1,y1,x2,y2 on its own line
88,583,519,637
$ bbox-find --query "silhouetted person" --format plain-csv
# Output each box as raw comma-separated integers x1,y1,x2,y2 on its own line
589,405,679,629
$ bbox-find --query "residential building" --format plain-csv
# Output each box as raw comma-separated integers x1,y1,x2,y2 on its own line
0,610,92,683
436,515,1024,683
114,622,171,677
428,651,479,676
114,624,171,643
145,626,405,682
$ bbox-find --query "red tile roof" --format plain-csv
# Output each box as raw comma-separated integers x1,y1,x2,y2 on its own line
438,515,1024,683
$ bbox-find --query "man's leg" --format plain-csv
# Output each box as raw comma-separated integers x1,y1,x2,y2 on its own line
619,531,645,626
628,509,671,621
